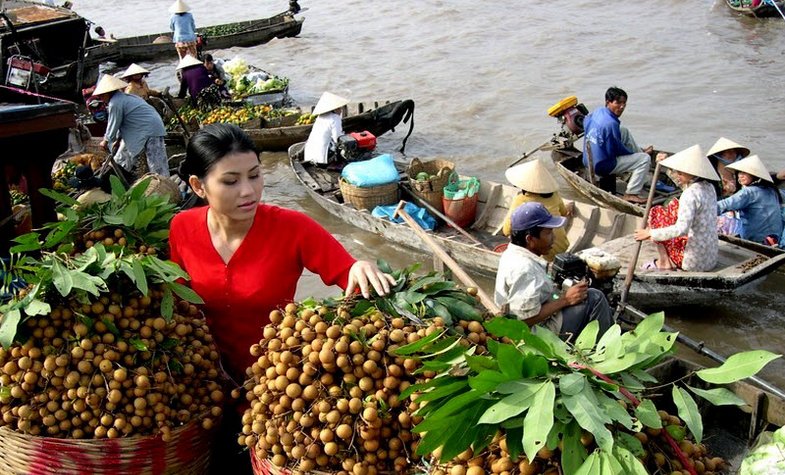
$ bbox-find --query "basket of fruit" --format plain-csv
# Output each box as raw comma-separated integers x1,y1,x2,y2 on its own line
406,158,455,214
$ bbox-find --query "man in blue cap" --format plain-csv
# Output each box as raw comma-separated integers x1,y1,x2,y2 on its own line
495,202,614,338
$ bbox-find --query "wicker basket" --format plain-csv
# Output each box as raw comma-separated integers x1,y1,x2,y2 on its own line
132,173,182,204
339,178,399,211
0,419,216,475
406,158,455,213
251,449,405,475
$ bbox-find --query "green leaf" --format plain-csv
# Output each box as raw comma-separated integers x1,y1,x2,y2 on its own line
696,350,781,384
505,425,523,461
413,380,468,404
102,318,120,337
51,259,73,296
591,324,622,363
523,380,555,461
399,376,458,400
134,208,157,229
391,329,444,355
575,319,599,352
415,390,485,430
160,337,179,350
130,176,152,199
478,381,543,425
483,317,530,341
560,373,587,396
129,337,149,351
630,368,658,383
434,296,482,321
532,325,571,361
563,389,614,451
686,385,745,406
0,308,22,348
122,201,139,227
10,233,41,253
424,299,452,323
520,354,550,378
574,451,601,475
468,370,508,392
672,385,702,443
168,281,204,305
596,391,633,430
438,400,492,462
634,399,662,429
599,450,625,475
24,299,51,316
132,259,148,296
465,355,497,373
615,432,645,457
39,187,79,206
561,420,588,475
109,175,126,198
622,311,664,348
612,445,647,475
161,286,174,320
665,424,686,442
497,343,524,379
70,272,104,296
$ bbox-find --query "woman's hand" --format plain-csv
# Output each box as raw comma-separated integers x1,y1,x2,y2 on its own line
345,260,396,298
634,229,651,241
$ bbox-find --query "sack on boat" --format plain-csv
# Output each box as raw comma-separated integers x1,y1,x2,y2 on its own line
372,202,436,231
341,153,399,187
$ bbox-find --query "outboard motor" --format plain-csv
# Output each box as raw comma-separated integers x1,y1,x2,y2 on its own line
550,251,621,305
548,96,589,137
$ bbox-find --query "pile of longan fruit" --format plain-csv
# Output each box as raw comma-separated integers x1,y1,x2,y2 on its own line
0,284,224,440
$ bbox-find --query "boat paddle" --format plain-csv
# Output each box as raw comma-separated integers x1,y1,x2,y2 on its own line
399,184,490,250
615,161,662,319
392,201,502,315
506,138,556,168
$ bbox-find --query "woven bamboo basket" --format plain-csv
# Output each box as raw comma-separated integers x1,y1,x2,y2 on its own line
132,173,182,204
339,178,399,211
406,158,455,214
0,418,215,475
250,448,407,475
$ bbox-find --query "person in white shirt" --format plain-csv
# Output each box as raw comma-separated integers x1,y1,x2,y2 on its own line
495,202,614,339
303,92,349,166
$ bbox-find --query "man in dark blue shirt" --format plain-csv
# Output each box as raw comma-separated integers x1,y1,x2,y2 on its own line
583,87,652,204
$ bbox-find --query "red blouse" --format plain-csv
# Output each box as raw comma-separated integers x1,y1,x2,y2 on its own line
169,204,355,382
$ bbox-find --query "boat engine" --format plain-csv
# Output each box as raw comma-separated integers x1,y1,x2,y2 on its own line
337,131,377,161
548,96,589,138
550,250,621,304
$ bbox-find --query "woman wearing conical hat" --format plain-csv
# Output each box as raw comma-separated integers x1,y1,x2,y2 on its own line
502,158,572,261
303,92,349,166
120,64,161,101
634,145,720,271
706,137,751,198
169,0,198,60
176,55,220,109
717,155,784,245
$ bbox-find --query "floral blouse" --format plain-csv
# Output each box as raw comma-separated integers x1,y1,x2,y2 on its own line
650,180,718,271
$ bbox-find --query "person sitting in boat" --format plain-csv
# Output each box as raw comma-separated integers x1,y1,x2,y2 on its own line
177,55,221,110
634,145,719,271
501,158,573,261
303,92,349,166
202,54,231,99
706,137,750,198
583,86,653,204
169,0,198,60
120,64,162,101
495,202,615,339
717,155,784,245
95,75,170,178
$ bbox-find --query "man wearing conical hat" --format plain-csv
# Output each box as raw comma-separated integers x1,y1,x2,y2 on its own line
95,74,169,178
169,0,198,60
634,145,719,271
120,64,161,101
502,158,572,261
582,87,654,204
706,137,751,198
303,92,350,165
717,155,784,245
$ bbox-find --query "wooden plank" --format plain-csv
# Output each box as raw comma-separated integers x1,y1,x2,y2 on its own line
291,160,321,192
471,183,502,230
569,208,600,251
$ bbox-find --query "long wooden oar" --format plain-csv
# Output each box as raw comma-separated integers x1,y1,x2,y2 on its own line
506,139,555,168
393,201,501,315
621,305,785,400
616,162,662,316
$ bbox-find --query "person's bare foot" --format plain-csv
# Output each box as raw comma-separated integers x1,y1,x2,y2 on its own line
623,194,647,204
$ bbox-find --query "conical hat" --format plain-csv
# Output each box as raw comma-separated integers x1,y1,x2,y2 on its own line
726,154,773,183
120,63,150,79
93,74,129,95
176,55,202,70
169,0,190,13
706,137,750,158
660,145,721,181
505,158,559,193
312,92,349,115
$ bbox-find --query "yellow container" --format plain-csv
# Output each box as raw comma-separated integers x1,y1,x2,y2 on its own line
547,95,578,117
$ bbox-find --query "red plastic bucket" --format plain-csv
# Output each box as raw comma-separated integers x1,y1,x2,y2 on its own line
442,194,478,228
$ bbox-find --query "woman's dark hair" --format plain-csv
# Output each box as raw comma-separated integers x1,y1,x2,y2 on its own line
179,123,258,179
511,226,544,248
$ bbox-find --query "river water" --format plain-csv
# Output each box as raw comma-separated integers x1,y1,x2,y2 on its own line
75,0,785,384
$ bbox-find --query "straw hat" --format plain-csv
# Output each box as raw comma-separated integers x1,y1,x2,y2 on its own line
169,0,190,13
176,55,202,70
659,145,721,181
505,158,559,194
93,74,129,95
120,63,150,79
312,92,349,115
726,155,773,183
706,137,750,158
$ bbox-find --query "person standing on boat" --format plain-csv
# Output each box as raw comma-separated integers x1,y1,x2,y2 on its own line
95,75,170,178
120,64,162,101
634,145,719,271
583,87,653,204
501,158,573,261
303,92,349,166
495,202,614,339
717,155,784,245
169,0,198,60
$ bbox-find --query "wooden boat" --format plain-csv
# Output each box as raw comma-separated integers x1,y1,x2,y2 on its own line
113,12,304,64
726,0,785,17
289,142,641,277
167,99,416,152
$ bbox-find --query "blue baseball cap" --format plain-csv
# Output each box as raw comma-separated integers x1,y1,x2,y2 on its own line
511,202,566,232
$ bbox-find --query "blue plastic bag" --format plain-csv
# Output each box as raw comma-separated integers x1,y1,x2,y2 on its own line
341,154,399,187
372,202,436,231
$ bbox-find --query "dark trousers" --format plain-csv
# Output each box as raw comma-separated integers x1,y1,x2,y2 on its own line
560,288,615,340
210,400,253,474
